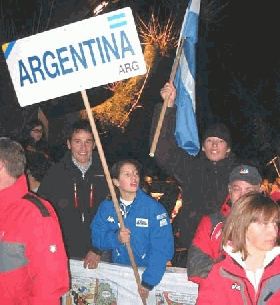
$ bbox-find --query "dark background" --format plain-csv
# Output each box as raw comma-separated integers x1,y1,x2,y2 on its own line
0,0,280,180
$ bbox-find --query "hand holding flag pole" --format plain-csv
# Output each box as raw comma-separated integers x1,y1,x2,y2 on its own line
149,37,185,157
150,0,201,158
81,90,147,305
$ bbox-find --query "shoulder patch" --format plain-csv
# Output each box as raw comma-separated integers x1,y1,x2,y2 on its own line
157,212,167,220
22,193,50,217
209,212,226,240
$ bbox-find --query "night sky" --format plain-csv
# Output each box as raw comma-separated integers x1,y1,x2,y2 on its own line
0,0,280,179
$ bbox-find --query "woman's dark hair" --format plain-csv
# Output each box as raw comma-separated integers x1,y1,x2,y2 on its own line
110,159,143,180
22,119,45,141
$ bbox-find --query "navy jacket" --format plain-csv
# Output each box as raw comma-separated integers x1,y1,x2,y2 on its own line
38,150,108,259
150,104,239,248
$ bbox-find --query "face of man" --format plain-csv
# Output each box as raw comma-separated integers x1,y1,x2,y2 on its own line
67,130,95,167
228,180,261,204
202,137,230,162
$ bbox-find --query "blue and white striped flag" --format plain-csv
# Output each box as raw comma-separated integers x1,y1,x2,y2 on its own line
173,0,201,156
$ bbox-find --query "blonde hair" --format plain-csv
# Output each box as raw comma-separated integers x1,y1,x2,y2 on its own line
222,192,280,260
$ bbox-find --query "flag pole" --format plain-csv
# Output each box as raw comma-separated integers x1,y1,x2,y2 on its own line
149,37,185,157
80,90,147,305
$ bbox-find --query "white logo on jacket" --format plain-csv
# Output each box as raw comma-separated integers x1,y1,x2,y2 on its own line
232,283,241,291
157,213,167,220
107,216,115,223
211,222,223,240
136,218,148,227
49,245,57,253
160,219,168,227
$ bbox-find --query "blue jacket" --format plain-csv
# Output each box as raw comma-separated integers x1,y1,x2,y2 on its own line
90,188,174,289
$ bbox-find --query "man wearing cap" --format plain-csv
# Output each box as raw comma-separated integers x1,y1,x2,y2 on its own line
186,165,262,285
150,82,239,266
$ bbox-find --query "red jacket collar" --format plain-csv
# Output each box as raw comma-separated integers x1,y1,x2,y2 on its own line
220,194,231,217
0,175,28,203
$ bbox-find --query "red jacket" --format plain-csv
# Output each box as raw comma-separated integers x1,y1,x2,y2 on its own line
0,175,69,304
187,195,231,284
196,246,280,305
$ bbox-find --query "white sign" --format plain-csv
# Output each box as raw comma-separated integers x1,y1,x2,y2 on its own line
2,7,147,107
63,259,198,305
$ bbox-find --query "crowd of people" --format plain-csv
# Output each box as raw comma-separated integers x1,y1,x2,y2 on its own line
261,177,280,202
1,80,280,304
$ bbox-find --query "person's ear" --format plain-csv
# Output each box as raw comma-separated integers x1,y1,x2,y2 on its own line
0,160,4,171
66,139,71,150
226,147,231,153
113,178,119,188
92,142,96,150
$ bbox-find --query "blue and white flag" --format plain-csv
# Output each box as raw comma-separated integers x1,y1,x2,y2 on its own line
173,0,201,156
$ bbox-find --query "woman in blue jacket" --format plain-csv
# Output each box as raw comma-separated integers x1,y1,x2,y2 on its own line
90,159,174,300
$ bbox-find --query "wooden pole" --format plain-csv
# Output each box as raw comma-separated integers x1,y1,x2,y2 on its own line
80,90,147,305
272,159,280,178
149,37,186,157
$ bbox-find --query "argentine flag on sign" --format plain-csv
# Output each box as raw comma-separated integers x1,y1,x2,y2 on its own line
173,0,201,156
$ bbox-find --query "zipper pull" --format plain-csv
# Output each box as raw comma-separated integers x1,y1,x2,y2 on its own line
74,183,78,207
90,184,93,208
81,213,85,223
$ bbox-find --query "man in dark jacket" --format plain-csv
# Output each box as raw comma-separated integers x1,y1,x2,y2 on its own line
150,82,240,256
38,119,109,268
187,165,262,284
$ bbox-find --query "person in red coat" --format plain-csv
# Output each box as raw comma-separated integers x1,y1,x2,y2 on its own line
0,137,69,304
187,164,262,284
196,192,280,305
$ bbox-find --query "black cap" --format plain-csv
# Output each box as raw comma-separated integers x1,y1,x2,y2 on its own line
229,165,262,185
202,123,231,147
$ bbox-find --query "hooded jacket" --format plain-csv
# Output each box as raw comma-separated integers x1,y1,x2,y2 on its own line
90,188,174,290
196,246,280,305
38,150,109,259
150,104,239,248
187,195,231,284
0,175,69,304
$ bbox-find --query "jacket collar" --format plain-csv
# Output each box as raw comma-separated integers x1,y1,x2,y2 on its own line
223,244,280,271
220,194,231,216
0,175,28,203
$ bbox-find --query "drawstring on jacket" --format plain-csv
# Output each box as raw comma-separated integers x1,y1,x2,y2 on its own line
73,183,94,208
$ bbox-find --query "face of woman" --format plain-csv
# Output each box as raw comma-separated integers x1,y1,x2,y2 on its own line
202,137,230,162
113,163,140,200
246,216,279,256
30,125,43,142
